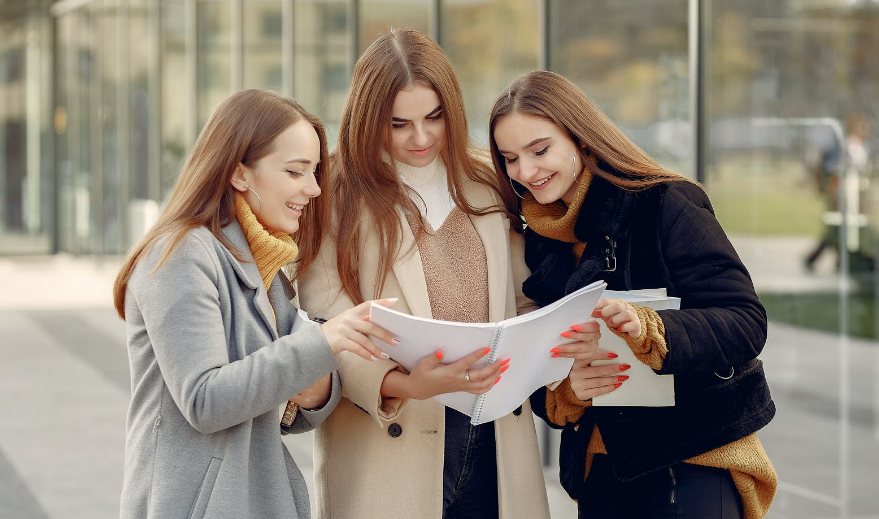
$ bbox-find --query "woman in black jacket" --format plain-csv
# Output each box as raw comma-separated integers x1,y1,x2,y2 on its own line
488,70,777,519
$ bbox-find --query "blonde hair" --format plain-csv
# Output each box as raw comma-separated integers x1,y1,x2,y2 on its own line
113,89,329,318
332,27,501,304
489,70,693,219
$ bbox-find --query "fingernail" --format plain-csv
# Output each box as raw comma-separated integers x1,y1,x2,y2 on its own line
387,297,398,303
551,353,560,358
619,364,631,371
607,352,618,359
435,351,444,360
391,337,401,345
613,383,622,388
500,358,511,366
570,325,583,332
617,327,623,332
482,348,491,356
618,375,629,381
371,355,379,361
500,365,510,374
550,347,561,353
381,352,390,359
494,376,502,385
560,331,572,338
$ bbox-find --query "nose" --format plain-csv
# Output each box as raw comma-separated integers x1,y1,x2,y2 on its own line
304,174,321,198
517,156,541,182
411,123,430,147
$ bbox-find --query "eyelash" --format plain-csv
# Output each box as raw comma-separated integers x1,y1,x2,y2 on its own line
504,145,550,165
391,111,444,130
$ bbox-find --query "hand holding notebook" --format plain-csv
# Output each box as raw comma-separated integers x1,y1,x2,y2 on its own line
369,280,607,425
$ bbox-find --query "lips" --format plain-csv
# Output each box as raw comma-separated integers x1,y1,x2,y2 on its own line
528,173,555,189
286,202,306,213
409,145,433,157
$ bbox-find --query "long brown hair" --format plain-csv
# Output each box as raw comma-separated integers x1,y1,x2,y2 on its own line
113,89,329,318
488,70,694,222
333,27,500,304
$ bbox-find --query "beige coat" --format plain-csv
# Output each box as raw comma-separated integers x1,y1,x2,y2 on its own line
298,175,550,519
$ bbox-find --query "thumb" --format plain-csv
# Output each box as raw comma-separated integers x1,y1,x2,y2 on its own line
375,297,399,308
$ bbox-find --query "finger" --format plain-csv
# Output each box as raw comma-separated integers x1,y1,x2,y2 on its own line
342,329,387,361
591,298,614,317
552,341,600,360
467,356,507,381
415,348,446,369
448,346,492,372
571,376,624,401
574,362,631,377
358,321,399,347
374,297,398,308
568,320,600,334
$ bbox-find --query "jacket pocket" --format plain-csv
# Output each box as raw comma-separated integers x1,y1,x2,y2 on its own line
188,457,222,519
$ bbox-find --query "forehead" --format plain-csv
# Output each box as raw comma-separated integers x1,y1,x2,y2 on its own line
391,83,441,117
494,113,563,147
268,119,320,160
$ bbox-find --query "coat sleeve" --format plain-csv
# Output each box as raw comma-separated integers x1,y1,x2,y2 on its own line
510,227,540,316
281,371,342,434
296,228,409,430
654,184,768,374
130,233,340,435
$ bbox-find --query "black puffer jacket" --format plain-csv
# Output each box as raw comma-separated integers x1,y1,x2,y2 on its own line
525,173,775,496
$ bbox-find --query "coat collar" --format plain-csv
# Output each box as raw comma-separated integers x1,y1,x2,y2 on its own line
219,219,280,338
391,177,509,322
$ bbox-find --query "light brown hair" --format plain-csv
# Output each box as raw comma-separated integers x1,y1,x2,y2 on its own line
332,27,500,304
113,89,329,318
489,70,694,222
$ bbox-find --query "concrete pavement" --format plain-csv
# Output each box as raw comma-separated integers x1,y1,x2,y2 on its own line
0,248,877,518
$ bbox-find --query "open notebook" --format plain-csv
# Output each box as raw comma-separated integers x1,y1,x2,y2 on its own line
369,280,607,425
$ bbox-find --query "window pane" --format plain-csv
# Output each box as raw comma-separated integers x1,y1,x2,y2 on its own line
549,0,691,176
161,0,187,199
244,0,283,91
197,0,232,128
359,0,429,52
442,0,539,145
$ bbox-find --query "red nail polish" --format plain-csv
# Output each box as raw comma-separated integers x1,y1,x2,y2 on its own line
607,352,618,359
618,375,629,381
570,325,583,332
500,358,512,365
494,376,502,385
482,348,491,356
617,327,623,332
560,331,572,338
550,347,561,353
435,351,444,360
619,364,631,371
500,365,510,374
613,383,622,388
551,353,560,358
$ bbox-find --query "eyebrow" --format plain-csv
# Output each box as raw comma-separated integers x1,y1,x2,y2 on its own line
497,137,552,154
283,158,313,165
392,105,443,122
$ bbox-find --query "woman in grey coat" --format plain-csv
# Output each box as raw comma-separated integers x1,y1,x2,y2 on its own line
112,89,396,519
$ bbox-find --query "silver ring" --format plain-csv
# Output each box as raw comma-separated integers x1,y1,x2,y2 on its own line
464,370,471,382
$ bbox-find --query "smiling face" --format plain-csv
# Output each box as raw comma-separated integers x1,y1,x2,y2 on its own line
231,120,322,234
493,112,584,206
385,83,447,168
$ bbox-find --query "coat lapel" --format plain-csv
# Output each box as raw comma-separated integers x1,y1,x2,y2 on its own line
220,220,280,339
391,207,434,319
464,180,509,323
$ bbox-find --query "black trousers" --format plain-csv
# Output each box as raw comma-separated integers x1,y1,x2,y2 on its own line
578,455,743,519
442,407,499,519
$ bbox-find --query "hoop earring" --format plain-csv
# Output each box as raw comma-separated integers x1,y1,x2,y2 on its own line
508,176,524,199
246,187,262,215
572,153,579,180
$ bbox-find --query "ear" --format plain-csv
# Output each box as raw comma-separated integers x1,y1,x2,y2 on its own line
230,164,249,192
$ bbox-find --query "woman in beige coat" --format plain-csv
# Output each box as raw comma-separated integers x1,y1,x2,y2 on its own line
297,29,560,518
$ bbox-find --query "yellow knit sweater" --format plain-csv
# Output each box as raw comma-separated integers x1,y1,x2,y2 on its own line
524,178,777,519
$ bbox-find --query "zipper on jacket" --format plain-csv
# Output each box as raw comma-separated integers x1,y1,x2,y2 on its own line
668,466,677,505
602,236,617,272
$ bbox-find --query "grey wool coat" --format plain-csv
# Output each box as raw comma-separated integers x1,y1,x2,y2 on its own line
120,220,341,519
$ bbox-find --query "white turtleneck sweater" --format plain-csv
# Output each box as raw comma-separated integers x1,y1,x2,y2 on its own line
395,156,456,231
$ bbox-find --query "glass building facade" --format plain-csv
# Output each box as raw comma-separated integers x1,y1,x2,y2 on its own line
1,1,878,517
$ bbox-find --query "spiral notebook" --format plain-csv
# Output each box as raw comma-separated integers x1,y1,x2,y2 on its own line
369,280,607,425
